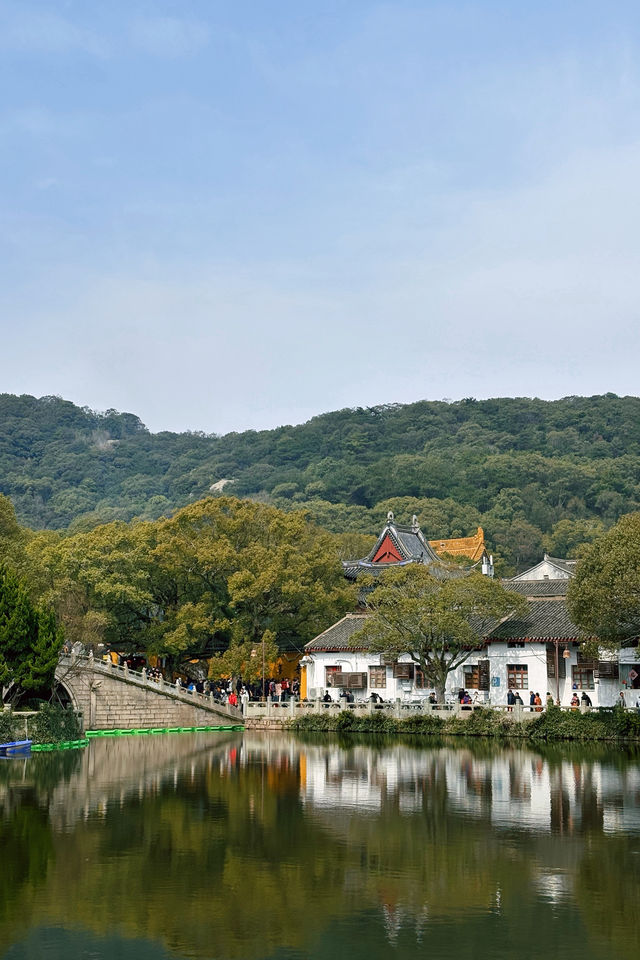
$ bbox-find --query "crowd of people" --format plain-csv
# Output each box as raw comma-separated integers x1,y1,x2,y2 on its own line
181,676,301,708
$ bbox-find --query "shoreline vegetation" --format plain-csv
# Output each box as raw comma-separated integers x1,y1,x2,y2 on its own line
290,705,640,742
0,704,82,745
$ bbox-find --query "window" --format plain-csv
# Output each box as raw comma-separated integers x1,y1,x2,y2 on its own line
546,644,567,679
596,660,619,680
393,662,414,680
332,671,367,689
572,665,595,690
620,664,639,688
508,642,525,648
369,666,387,689
325,666,340,687
507,664,528,689
464,659,490,691
464,665,480,689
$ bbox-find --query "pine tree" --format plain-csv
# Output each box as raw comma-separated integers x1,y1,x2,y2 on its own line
0,565,62,704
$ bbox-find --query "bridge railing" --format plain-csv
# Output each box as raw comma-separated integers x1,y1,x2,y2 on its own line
57,654,243,722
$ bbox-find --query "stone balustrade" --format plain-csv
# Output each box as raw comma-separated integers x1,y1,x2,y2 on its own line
243,697,602,726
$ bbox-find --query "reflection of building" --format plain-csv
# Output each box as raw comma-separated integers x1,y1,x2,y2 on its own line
289,735,640,836
304,516,634,707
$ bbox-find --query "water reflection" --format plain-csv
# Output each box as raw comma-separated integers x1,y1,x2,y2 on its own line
0,733,639,960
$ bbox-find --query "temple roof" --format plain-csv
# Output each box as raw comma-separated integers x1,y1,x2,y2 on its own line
429,527,487,563
342,512,475,581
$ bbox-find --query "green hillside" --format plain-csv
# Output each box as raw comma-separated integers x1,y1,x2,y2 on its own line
1,392,639,572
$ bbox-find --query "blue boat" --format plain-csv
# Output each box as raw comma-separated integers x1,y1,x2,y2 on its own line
0,739,32,757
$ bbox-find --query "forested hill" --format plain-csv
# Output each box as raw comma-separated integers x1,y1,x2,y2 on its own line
2,392,640,572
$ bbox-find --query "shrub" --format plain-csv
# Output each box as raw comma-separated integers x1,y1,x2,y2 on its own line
290,705,640,742
0,711,18,743
27,704,83,744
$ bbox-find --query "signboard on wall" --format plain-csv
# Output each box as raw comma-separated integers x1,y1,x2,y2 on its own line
491,676,501,687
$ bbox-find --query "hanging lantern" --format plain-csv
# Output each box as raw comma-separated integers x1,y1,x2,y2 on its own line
562,647,571,660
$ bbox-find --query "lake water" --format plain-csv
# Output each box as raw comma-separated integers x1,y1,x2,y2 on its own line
1,732,639,960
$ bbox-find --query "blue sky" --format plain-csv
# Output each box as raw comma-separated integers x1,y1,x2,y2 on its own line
2,1,640,433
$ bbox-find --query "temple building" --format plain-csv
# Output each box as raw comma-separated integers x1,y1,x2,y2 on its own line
510,554,577,581
300,519,638,708
342,512,494,580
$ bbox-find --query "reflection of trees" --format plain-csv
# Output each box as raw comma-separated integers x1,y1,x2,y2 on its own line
0,748,352,959
575,837,640,960
340,749,533,922
1,736,640,959
0,804,54,944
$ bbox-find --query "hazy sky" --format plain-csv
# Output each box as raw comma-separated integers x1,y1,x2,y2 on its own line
2,1,640,434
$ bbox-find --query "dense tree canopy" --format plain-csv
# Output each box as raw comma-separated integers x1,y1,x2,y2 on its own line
37,497,354,664
352,566,526,701
2,393,640,572
568,512,640,649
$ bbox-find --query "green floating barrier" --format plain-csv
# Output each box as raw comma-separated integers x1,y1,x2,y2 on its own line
167,727,182,732
150,728,167,734
86,730,101,737
31,739,89,752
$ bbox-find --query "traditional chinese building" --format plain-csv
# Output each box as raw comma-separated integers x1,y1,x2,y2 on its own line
342,512,493,580
302,526,638,707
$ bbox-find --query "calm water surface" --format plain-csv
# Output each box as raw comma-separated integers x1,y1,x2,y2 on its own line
1,732,639,960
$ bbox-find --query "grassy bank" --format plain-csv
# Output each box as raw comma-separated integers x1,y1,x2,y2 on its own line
290,705,640,742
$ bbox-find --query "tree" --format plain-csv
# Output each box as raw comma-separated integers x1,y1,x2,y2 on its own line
352,566,526,702
0,565,62,705
208,629,279,693
568,512,640,649
38,497,354,668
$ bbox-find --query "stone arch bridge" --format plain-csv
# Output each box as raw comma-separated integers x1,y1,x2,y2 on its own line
55,655,243,731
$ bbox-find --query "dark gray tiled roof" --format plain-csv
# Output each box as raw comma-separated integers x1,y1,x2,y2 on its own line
305,613,370,651
488,598,580,640
307,596,583,653
546,556,577,575
504,580,569,597
343,558,468,581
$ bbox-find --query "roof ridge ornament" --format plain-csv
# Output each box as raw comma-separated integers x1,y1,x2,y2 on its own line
411,514,419,531
387,510,394,522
